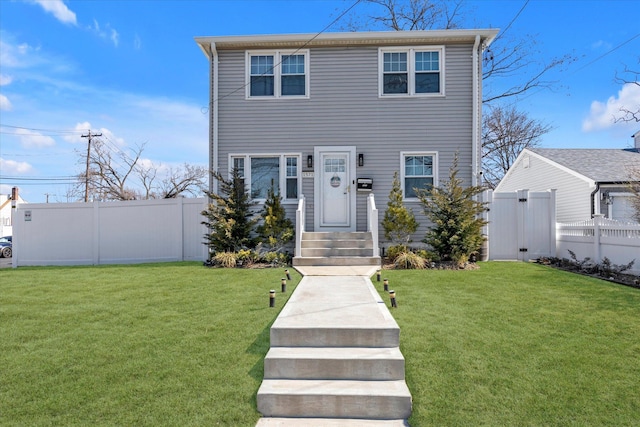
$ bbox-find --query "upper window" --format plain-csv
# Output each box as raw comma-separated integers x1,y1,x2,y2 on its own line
380,47,444,97
401,152,437,199
247,50,309,99
230,154,300,202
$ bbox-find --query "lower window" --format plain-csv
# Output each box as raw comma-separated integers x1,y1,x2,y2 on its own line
231,154,300,202
402,152,437,199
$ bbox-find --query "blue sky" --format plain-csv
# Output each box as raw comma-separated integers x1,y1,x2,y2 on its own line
1,0,639,203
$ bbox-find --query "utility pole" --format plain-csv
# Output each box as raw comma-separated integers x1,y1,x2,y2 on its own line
81,130,102,202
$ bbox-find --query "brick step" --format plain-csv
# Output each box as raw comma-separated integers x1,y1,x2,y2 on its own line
264,347,405,380
257,379,412,419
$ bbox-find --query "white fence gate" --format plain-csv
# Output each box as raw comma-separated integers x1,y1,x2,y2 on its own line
12,198,209,267
485,189,557,261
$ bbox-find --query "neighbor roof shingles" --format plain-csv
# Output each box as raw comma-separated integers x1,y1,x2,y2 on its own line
530,148,640,183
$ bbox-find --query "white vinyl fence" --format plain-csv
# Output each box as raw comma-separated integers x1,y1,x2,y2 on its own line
557,215,640,275
12,198,209,267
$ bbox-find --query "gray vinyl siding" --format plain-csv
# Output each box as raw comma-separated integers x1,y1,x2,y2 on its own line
215,43,476,238
497,153,593,222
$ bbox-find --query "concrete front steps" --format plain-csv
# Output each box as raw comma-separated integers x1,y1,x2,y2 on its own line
256,275,411,423
293,232,381,267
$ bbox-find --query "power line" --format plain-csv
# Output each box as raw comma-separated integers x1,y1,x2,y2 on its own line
570,32,640,75
212,0,363,105
0,176,77,180
514,31,640,104
0,124,82,134
492,0,529,43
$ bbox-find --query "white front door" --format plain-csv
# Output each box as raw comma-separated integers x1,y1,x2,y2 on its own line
314,146,356,231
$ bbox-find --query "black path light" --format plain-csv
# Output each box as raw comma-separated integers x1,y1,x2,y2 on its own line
383,278,389,292
376,269,381,282
285,269,291,280
269,290,276,308
389,290,397,308
281,278,287,293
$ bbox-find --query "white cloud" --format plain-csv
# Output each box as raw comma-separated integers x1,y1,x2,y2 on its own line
0,73,13,110
0,94,12,111
31,0,77,26
591,40,612,51
582,83,640,131
0,74,13,86
0,38,36,68
87,20,120,47
63,122,125,147
14,128,56,148
111,29,120,47
133,34,142,50
0,158,34,175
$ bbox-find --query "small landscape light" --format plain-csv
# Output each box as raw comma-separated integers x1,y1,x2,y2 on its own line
269,290,276,308
383,278,389,292
376,270,381,282
281,278,287,293
285,269,291,280
389,290,397,308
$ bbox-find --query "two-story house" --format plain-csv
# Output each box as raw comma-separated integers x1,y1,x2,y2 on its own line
195,30,497,259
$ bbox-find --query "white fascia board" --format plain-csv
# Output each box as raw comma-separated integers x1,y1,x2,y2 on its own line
495,148,597,192
195,39,212,59
194,29,498,51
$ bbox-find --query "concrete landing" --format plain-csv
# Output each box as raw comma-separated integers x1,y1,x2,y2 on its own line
256,418,410,427
269,275,399,348
293,265,379,277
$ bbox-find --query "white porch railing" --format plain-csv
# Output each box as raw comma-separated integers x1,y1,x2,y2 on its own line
295,195,305,258
367,193,380,257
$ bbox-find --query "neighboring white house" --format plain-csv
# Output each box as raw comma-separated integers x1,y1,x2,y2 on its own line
496,137,640,223
0,192,25,237
195,29,497,244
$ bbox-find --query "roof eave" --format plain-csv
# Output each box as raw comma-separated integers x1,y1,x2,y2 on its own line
194,29,499,52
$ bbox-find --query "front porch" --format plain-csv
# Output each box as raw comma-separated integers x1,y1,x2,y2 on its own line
292,194,381,267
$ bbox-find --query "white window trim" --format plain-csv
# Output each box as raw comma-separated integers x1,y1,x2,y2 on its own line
378,46,445,98
400,151,438,201
245,50,310,100
229,153,302,203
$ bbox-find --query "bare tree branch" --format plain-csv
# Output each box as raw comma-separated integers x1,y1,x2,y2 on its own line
353,0,464,31
74,139,205,201
482,105,552,188
614,57,640,123
160,164,207,199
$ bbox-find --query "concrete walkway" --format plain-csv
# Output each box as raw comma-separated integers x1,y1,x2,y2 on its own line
255,266,412,426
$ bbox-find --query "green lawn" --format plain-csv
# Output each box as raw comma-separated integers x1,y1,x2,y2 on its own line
376,262,640,426
1,262,639,426
1,263,300,426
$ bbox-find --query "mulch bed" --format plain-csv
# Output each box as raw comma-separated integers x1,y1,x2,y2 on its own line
536,258,640,290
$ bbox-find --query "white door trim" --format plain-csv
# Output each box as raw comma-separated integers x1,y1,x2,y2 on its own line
313,146,357,231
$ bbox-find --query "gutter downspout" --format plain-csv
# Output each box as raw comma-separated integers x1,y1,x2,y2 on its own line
209,42,219,194
590,182,600,218
472,35,481,187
